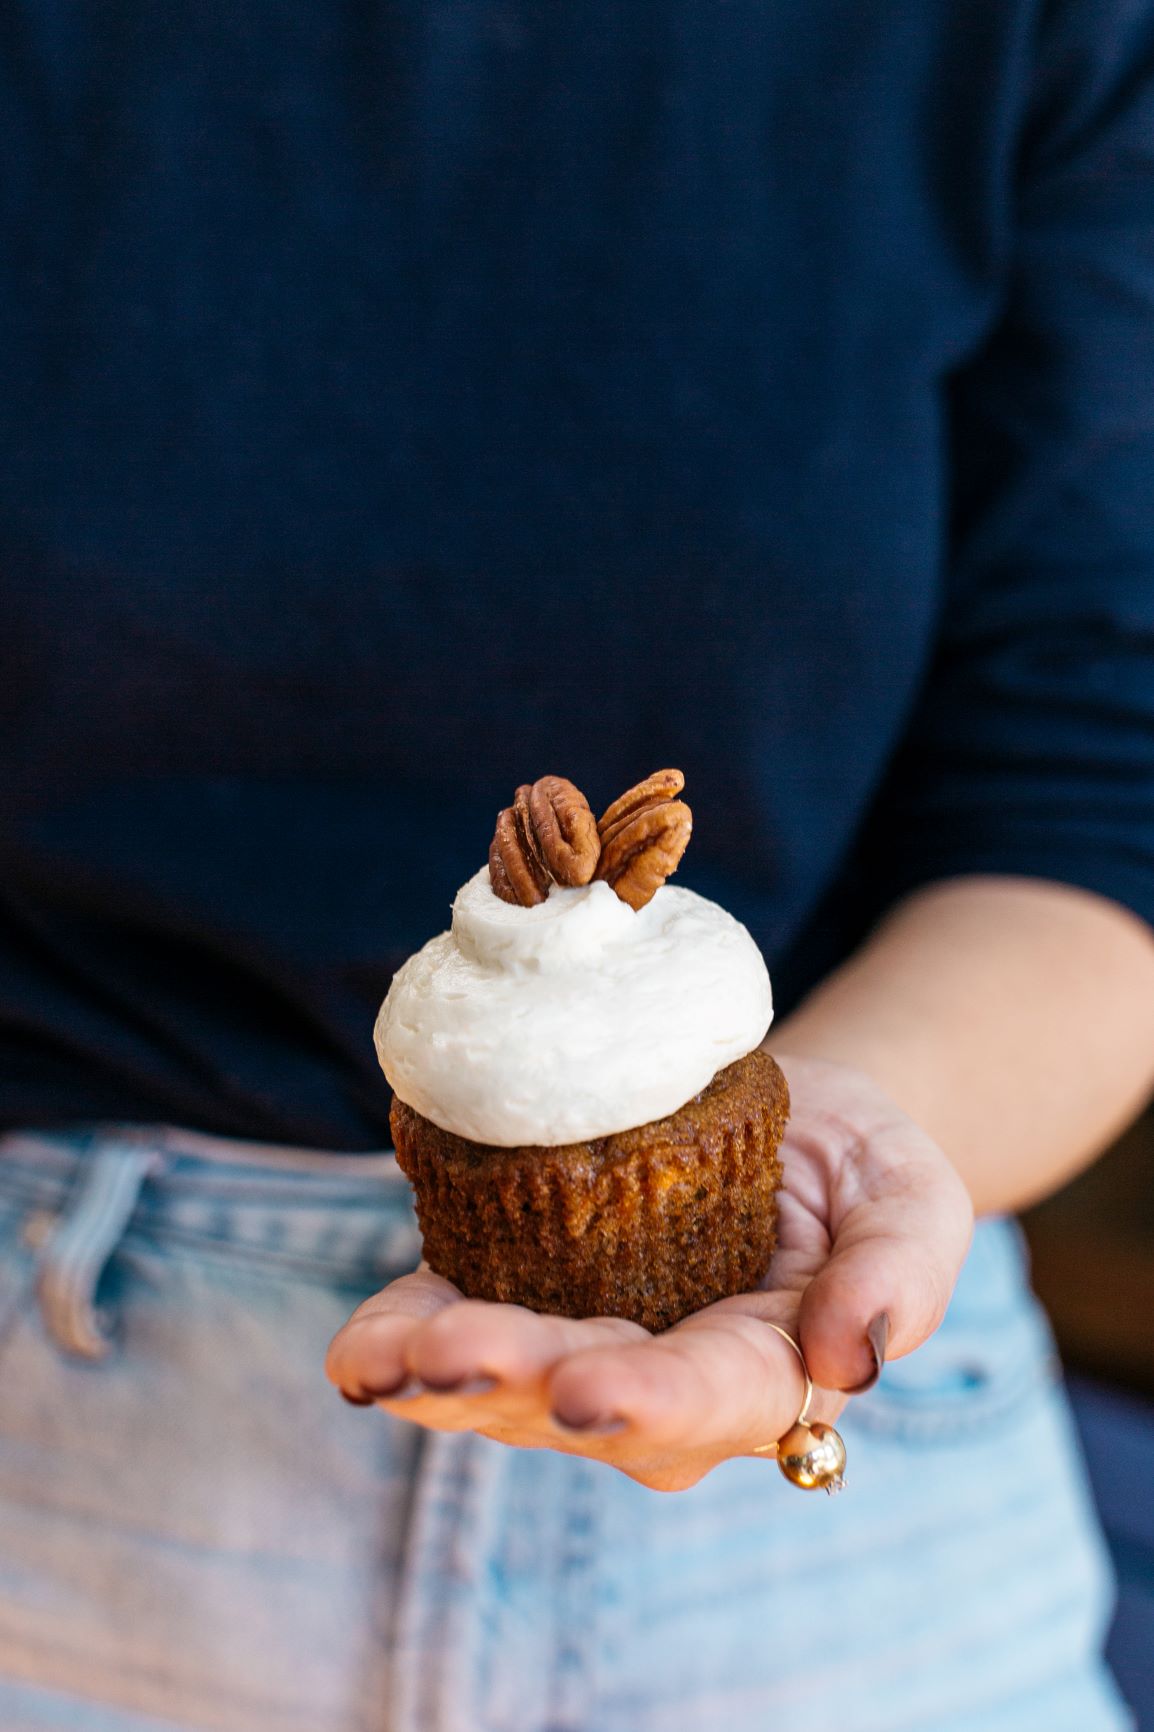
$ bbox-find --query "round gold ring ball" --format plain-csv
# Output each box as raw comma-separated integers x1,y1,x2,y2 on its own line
776,1421,848,1494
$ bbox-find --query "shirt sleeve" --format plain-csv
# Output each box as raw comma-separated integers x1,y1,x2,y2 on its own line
863,0,1154,929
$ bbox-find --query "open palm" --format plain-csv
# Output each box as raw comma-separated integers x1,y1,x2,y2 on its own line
326,1054,973,1491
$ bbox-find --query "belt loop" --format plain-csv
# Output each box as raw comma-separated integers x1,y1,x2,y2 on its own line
36,1140,162,1360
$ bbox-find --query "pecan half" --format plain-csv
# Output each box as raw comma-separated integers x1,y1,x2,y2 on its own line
528,775,600,886
598,768,686,847
489,785,551,906
596,769,692,910
489,776,600,905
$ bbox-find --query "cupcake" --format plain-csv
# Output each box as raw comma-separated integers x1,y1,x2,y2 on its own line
376,771,788,1331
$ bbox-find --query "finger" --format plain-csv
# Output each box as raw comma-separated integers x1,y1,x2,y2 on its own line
325,1268,461,1397
401,1301,646,1392
545,1300,818,1454
798,1133,974,1392
327,1275,647,1406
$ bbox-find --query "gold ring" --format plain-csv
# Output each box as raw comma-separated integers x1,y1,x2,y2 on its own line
752,1323,847,1495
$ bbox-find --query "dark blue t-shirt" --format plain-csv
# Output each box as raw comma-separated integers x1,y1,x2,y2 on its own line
2,1,1153,1148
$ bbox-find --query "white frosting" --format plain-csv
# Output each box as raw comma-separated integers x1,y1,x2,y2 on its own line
375,868,772,1147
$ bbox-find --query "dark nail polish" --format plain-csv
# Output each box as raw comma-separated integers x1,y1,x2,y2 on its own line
550,1409,627,1437
378,1373,500,1401
339,1388,376,1407
869,1310,891,1367
413,1374,498,1397
841,1310,890,1395
359,1371,420,1401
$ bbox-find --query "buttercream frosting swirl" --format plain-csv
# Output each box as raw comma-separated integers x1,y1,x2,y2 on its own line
376,868,772,1147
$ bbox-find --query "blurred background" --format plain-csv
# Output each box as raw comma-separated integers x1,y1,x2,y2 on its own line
1023,1106,1154,1720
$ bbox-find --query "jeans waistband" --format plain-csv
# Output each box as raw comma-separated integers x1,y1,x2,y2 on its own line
1,1120,399,1178
0,1124,420,1360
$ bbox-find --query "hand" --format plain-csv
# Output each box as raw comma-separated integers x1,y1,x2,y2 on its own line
325,1055,974,1491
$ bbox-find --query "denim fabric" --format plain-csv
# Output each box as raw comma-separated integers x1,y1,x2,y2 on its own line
0,1129,1133,1732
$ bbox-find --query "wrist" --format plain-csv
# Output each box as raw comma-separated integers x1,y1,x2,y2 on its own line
770,1010,947,1144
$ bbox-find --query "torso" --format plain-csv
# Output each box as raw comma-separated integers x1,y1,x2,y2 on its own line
0,0,1031,1143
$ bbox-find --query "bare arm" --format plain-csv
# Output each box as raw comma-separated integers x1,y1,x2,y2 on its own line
774,876,1154,1215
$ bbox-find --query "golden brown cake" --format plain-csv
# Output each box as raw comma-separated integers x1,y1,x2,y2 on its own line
391,1046,788,1331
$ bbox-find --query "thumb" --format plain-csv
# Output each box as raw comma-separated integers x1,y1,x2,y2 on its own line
797,1135,973,1393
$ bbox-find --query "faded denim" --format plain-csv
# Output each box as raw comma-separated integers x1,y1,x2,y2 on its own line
0,1128,1133,1732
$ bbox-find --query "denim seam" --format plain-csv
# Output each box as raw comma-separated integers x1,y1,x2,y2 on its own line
390,1432,476,1732
546,1460,601,1732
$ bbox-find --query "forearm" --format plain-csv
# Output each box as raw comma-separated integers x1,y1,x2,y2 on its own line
773,876,1154,1215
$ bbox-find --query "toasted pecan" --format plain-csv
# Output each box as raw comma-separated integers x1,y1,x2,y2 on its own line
489,787,550,905
489,776,599,905
528,775,600,887
598,768,686,847
596,769,692,909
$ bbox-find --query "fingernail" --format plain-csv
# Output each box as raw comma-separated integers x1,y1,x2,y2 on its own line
413,1374,498,1397
549,1408,627,1437
339,1388,376,1407
869,1310,891,1372
375,1376,423,1401
841,1310,890,1395
385,1374,498,1400
357,1371,420,1401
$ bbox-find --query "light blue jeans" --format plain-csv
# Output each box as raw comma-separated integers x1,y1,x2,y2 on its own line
0,1125,1133,1732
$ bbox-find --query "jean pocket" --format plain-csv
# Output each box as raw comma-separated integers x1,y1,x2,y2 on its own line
847,1218,1063,1445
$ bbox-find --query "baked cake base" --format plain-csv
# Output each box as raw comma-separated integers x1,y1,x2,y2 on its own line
389,1047,789,1332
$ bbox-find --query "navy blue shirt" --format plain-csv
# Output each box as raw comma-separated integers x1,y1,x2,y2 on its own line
2,2,1154,1148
